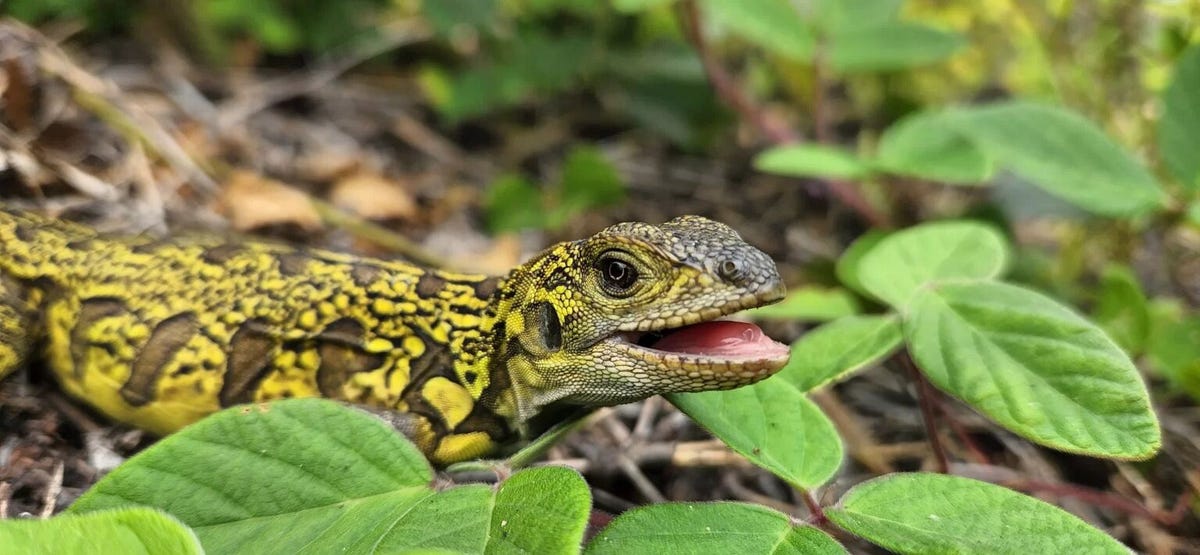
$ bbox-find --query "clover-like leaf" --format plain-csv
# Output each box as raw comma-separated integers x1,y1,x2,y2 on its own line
951,102,1166,216
70,399,591,554
0,508,202,554
875,109,994,185
670,382,843,490
586,502,845,554
904,281,1161,459
855,220,1010,308
755,144,872,180
827,473,1129,554
781,314,903,393
745,286,861,322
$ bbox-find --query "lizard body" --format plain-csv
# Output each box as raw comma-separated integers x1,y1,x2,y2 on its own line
0,208,789,464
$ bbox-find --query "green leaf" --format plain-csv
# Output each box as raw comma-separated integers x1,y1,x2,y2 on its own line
744,286,861,321
829,22,965,73
488,466,591,554
424,0,497,35
826,473,1129,554
754,144,872,180
0,508,202,554
70,399,592,553
557,145,626,217
670,382,843,490
952,102,1167,216
1159,45,1200,191
485,174,547,233
586,502,846,554
700,0,815,61
1092,265,1150,355
814,0,903,34
612,0,676,12
875,110,994,185
855,220,1010,308
782,315,902,393
835,230,887,298
905,281,1161,459
1146,302,1200,400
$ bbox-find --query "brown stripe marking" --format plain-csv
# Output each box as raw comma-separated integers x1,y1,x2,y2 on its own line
416,272,446,298
120,312,198,406
316,317,387,398
70,297,127,380
219,319,278,406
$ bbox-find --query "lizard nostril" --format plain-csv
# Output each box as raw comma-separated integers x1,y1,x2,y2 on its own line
718,259,743,283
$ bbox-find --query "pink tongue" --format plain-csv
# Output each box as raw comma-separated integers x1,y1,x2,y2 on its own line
651,321,789,359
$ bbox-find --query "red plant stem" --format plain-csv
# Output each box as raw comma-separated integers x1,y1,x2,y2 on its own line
933,393,992,465
1008,480,1194,527
677,1,888,228
800,490,828,526
902,353,950,473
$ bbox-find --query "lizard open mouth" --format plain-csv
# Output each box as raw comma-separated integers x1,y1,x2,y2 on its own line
609,316,791,384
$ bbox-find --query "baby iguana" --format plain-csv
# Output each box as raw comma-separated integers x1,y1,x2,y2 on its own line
0,208,789,464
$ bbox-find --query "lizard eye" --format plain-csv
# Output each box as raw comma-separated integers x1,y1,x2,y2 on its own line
597,252,639,296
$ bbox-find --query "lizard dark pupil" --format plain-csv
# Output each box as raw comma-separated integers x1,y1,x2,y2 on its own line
602,258,637,290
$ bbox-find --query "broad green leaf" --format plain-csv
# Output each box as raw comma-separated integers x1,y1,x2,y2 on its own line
744,286,861,321
700,0,814,61
827,473,1129,554
70,399,591,554
556,145,626,219
612,0,676,12
670,382,843,490
814,0,903,33
585,502,845,554
754,144,872,180
905,281,1161,459
875,110,994,185
488,466,591,555
1159,45,1200,190
424,0,497,35
952,102,1167,216
1146,301,1200,400
486,174,546,233
0,508,202,555
835,230,887,297
782,315,902,392
1092,265,1150,355
855,220,1010,308
829,22,965,73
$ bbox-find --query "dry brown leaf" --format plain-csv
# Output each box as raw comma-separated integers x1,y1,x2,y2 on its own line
298,150,363,183
217,169,321,231
329,170,417,221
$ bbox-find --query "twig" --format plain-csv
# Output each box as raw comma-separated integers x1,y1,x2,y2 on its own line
800,490,828,526
38,461,64,518
309,198,451,269
216,19,433,129
1007,479,1193,528
721,473,798,514
902,353,950,473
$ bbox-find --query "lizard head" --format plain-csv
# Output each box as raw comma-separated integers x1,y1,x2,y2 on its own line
496,215,789,423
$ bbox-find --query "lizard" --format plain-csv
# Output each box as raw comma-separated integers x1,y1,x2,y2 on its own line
0,207,790,464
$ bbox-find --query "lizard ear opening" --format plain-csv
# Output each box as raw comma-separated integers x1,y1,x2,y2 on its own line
518,301,562,354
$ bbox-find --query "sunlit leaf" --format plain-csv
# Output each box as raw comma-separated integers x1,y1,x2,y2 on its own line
755,144,872,180
855,220,1010,308
952,102,1166,216
586,502,845,554
781,315,902,392
700,0,814,61
670,383,843,490
827,473,1129,554
1159,45,1200,191
905,281,1161,459
875,109,994,185
0,508,202,555
744,286,861,321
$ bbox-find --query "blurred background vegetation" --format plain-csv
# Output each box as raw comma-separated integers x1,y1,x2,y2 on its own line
2,1,1199,548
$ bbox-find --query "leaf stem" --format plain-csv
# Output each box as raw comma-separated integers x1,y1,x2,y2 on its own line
902,352,950,473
